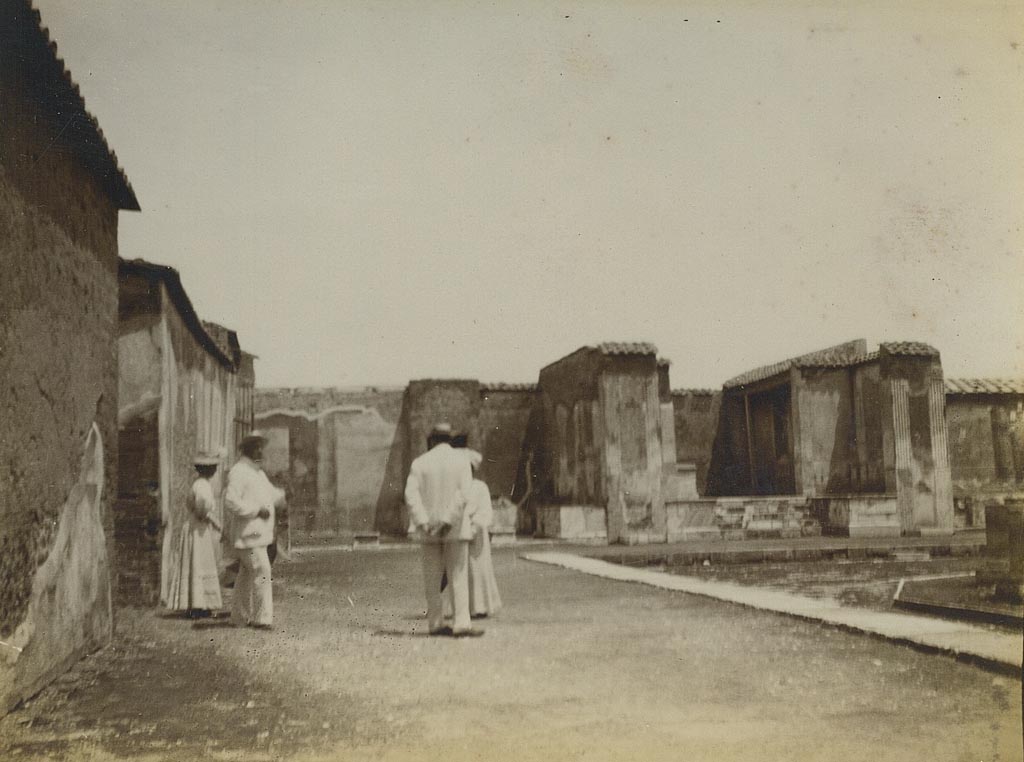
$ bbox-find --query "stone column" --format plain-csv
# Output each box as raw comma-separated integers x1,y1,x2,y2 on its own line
890,377,915,533
927,377,954,532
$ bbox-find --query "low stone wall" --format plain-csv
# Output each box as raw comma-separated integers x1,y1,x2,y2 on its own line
536,505,607,541
810,495,900,537
666,497,821,542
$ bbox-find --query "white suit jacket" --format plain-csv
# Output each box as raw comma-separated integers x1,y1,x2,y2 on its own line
404,443,473,543
224,457,282,549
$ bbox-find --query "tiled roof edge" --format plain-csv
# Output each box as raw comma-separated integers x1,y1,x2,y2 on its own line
120,259,234,369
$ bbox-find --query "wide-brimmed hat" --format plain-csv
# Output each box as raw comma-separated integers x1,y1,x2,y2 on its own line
239,430,268,448
429,423,453,438
193,452,220,466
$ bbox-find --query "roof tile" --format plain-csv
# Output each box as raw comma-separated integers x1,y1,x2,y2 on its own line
6,3,138,210
880,341,939,357
945,378,1024,395
596,342,658,356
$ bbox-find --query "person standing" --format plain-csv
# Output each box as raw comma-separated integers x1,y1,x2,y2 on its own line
166,453,224,618
444,437,502,619
456,446,503,618
404,423,482,637
224,431,281,630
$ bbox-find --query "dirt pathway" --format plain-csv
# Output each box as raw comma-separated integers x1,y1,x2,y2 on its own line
1,546,1019,761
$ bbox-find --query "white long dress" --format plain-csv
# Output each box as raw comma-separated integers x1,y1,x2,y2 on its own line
166,477,223,612
444,478,502,618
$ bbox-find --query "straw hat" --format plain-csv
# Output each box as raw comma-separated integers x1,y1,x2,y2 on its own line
193,451,220,467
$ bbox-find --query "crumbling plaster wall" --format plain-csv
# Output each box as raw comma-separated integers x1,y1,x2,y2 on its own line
476,389,537,500
671,391,721,495
536,350,605,508
947,395,1024,495
157,288,235,606
0,84,119,710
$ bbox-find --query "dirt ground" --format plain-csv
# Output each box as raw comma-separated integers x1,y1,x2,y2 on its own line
0,545,1020,762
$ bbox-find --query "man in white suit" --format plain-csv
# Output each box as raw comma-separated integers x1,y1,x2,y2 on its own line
404,423,482,637
224,431,283,630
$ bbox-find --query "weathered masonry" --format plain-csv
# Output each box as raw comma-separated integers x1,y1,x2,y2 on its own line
259,339,1009,545
374,380,537,538
1,1,139,713
117,259,252,605
944,379,1024,529
530,344,681,544
675,340,956,538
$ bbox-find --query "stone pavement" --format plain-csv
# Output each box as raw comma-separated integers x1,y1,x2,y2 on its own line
576,529,987,566
523,550,1024,674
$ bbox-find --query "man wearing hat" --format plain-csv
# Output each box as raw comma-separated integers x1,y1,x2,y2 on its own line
404,423,482,637
224,431,283,629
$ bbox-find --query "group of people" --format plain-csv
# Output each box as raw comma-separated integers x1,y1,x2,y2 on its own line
404,423,503,637
167,431,285,630
169,421,503,638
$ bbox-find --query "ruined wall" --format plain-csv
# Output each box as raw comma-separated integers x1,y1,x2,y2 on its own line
326,408,397,534
536,351,605,508
879,348,953,533
157,285,235,606
256,387,404,421
375,394,412,535
0,83,118,709
256,387,405,535
671,391,720,495
258,412,318,527
946,394,1024,527
849,362,887,493
705,394,754,496
372,380,481,536
476,388,537,500
115,279,163,604
947,395,1024,493
791,368,852,496
599,356,667,544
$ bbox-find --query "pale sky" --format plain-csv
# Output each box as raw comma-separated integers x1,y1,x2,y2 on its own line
36,0,1024,389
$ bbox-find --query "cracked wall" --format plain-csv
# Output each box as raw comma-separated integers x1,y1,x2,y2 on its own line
0,79,119,711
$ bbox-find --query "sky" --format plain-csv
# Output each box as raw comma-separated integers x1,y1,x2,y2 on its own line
35,0,1024,389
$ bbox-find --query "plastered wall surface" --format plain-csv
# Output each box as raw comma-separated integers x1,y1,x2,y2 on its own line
0,83,119,710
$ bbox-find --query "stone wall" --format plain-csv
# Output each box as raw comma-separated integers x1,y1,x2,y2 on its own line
0,69,120,709
599,357,667,544
536,350,605,509
879,347,953,534
791,367,850,495
372,381,536,536
671,390,720,495
946,394,1024,527
116,266,237,606
257,412,319,528
114,290,162,605
256,387,405,535
476,387,537,501
535,348,669,544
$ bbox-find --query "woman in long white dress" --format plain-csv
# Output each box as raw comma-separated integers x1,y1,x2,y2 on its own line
444,442,502,618
166,454,223,617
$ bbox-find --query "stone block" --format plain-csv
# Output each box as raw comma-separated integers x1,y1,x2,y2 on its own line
537,505,607,541
673,527,722,542
848,525,902,538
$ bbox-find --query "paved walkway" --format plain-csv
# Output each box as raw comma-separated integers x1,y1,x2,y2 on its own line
578,529,987,565
523,550,1023,674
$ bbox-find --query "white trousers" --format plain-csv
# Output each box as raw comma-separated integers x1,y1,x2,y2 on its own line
421,540,470,632
232,546,273,626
